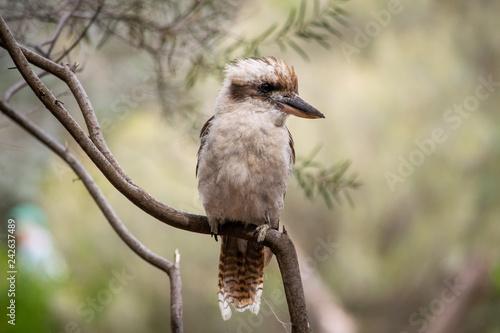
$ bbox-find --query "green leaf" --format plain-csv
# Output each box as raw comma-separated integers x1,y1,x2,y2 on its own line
293,145,360,209
287,38,310,61
298,0,307,29
256,23,278,42
277,7,297,38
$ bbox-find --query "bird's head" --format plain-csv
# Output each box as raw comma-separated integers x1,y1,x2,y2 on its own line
216,57,324,125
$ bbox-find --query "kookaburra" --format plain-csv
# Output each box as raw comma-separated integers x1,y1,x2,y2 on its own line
196,56,324,320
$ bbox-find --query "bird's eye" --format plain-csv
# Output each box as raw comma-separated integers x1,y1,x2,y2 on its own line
259,83,273,93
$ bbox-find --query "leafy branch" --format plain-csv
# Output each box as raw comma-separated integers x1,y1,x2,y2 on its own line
184,0,348,87
222,0,348,61
294,146,361,209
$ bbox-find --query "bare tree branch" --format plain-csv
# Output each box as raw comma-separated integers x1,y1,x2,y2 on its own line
49,2,103,63
0,98,184,333
0,29,212,233
36,0,83,57
0,15,311,333
170,249,183,333
4,2,99,102
1,34,132,185
3,68,47,102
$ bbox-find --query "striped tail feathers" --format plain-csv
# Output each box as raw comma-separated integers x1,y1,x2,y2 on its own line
217,236,264,320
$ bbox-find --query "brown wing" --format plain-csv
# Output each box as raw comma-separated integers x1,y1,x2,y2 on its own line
196,115,214,176
286,126,296,164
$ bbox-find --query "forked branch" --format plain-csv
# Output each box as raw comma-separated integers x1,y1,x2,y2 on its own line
0,98,184,332
0,16,310,333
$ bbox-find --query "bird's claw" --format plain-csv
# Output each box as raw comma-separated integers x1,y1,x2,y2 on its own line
254,224,270,249
210,220,220,242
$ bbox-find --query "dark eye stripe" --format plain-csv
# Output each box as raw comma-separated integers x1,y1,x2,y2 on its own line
259,83,274,93
229,83,253,102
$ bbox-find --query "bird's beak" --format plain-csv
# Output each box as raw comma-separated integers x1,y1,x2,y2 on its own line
275,94,325,119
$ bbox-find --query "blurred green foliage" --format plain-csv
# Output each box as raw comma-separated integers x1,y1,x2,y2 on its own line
294,146,360,208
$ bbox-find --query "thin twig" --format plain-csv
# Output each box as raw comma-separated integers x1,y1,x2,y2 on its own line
170,249,183,332
0,28,208,233
3,3,99,103
36,0,83,57
52,3,103,63
0,27,134,185
0,99,184,332
3,68,47,102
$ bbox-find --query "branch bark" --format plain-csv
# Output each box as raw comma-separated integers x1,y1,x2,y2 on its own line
0,30,207,232
219,223,311,332
0,16,311,333
0,98,184,332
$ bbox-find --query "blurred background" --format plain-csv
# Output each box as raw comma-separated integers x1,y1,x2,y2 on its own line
1,0,500,332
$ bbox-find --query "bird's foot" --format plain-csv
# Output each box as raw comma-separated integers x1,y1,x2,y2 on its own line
210,221,219,242
254,224,270,249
